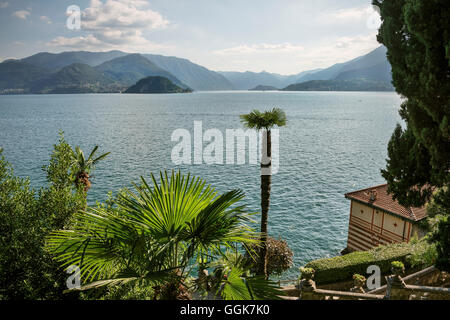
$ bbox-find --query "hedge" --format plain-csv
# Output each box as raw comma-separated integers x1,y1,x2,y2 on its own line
304,241,432,284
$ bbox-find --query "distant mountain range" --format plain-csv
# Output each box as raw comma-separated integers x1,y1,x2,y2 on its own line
20,51,128,72
220,46,393,91
0,50,232,93
142,54,233,91
219,69,322,91
96,54,188,89
282,79,393,92
0,46,393,94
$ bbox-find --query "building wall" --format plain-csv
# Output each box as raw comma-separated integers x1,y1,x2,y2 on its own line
347,201,413,252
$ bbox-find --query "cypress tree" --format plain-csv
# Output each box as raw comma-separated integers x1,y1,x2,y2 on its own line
374,0,450,207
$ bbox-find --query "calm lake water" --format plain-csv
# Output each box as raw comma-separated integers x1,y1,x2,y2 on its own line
0,91,403,279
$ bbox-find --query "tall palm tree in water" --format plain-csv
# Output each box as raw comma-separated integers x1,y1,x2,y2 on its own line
240,108,286,278
71,146,110,192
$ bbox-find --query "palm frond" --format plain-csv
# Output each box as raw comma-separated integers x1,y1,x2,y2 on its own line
63,269,176,293
212,251,284,300
240,108,287,130
220,268,252,300
116,171,217,241
70,145,109,174
47,171,259,294
219,268,283,300
46,208,137,282
88,146,99,162
183,189,258,254
92,152,110,164
244,276,285,300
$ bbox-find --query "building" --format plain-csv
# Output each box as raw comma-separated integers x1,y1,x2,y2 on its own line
345,184,427,252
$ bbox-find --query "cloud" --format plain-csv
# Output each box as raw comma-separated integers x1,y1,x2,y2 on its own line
0,2,9,9
12,10,31,20
82,0,168,31
299,33,380,70
319,5,381,30
48,0,169,52
49,35,103,48
215,43,304,55
211,33,380,74
324,7,368,21
49,31,168,52
40,16,52,24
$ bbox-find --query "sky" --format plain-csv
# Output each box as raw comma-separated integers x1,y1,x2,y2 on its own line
0,0,382,75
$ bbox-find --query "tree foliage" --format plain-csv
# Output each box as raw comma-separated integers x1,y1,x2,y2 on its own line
0,134,85,299
71,145,110,192
46,171,282,300
375,0,449,271
375,0,450,207
430,216,450,270
245,237,294,276
240,108,287,130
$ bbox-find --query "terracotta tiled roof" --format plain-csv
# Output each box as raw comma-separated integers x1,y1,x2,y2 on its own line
345,184,427,222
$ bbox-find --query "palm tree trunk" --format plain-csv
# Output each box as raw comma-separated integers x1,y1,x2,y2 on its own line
257,129,271,278
75,171,90,209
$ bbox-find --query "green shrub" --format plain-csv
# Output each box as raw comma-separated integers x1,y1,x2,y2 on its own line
406,236,437,269
0,134,85,299
352,274,366,287
304,240,433,285
391,261,405,271
244,237,294,277
431,216,450,271
299,267,315,280
352,274,366,282
80,282,156,300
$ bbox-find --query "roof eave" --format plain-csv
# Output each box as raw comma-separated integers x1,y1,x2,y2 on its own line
345,196,422,223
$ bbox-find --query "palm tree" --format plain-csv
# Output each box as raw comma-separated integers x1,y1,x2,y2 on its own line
71,146,110,192
46,171,282,300
206,250,283,300
240,108,287,278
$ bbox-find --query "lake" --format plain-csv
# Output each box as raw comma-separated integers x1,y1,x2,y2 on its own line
0,91,403,279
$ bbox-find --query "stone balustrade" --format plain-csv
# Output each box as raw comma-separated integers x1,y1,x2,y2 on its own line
288,263,450,300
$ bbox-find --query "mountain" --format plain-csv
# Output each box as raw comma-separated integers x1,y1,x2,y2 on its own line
31,63,118,94
0,53,188,94
10,50,231,91
220,46,392,90
334,62,392,83
125,76,192,94
281,46,394,91
282,79,394,91
296,46,391,83
219,71,283,90
249,85,279,91
21,51,128,72
218,69,322,90
144,54,233,91
288,69,324,83
0,60,50,94
0,46,393,94
95,54,187,88
31,54,192,93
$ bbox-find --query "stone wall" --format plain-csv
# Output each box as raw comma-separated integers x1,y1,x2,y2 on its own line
282,265,450,300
